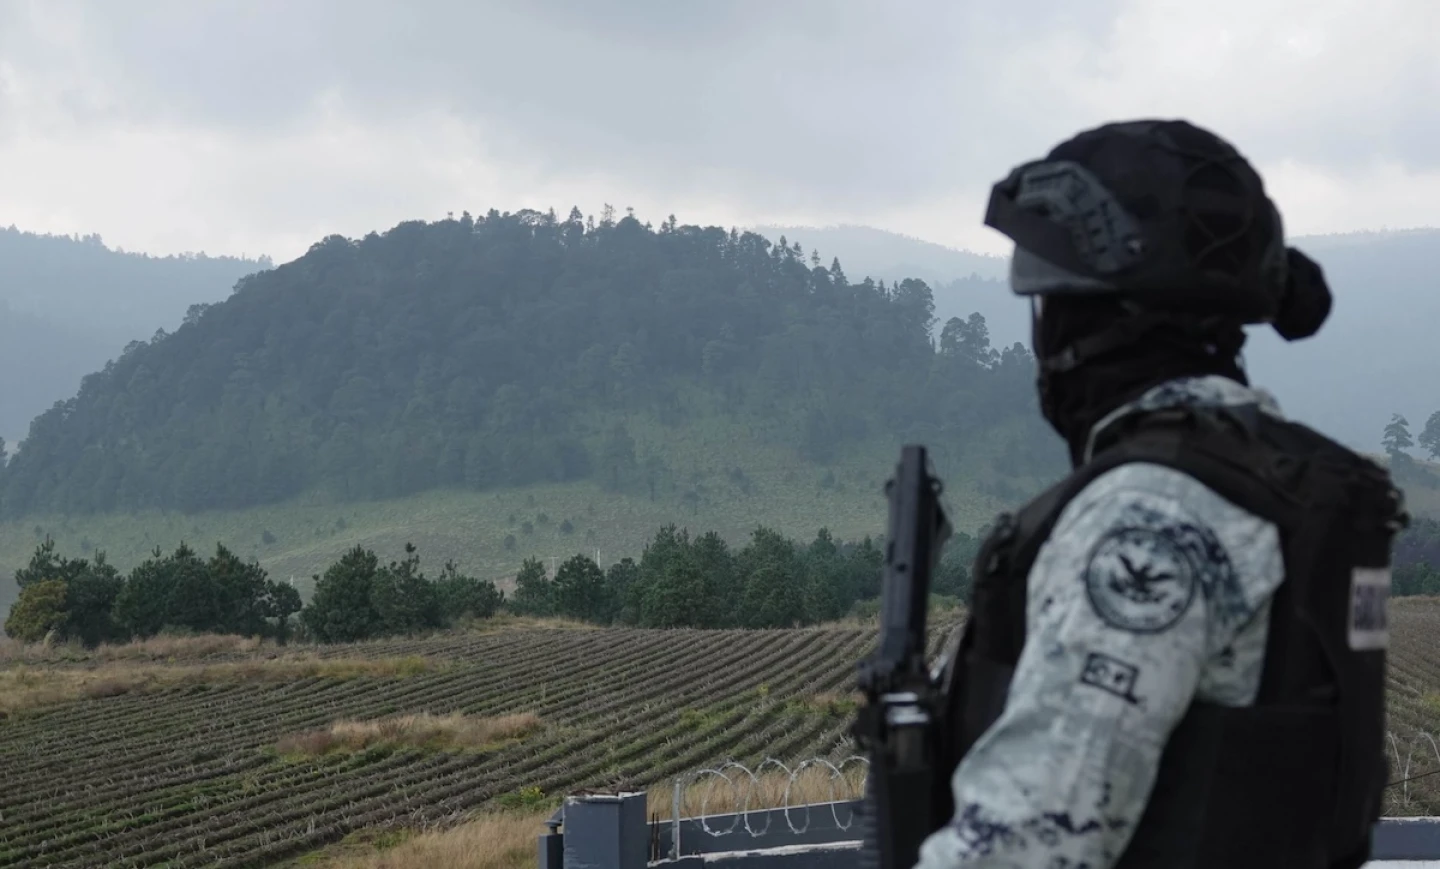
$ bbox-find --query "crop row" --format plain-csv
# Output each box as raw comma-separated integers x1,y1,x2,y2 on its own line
0,629,736,855
121,631,862,868
19,606,1382,868
0,627,729,807
0,626,878,867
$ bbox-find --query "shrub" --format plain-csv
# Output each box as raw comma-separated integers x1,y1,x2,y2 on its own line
4,580,68,643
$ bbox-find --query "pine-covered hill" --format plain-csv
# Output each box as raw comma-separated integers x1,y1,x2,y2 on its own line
0,209,1064,522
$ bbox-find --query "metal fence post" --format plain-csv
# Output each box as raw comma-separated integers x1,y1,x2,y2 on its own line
562,792,648,869
671,776,683,860
538,814,564,869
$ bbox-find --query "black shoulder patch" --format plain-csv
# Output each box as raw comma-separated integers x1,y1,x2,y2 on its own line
1079,651,1142,704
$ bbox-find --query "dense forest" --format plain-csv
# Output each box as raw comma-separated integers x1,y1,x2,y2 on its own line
0,209,1061,517
0,228,265,443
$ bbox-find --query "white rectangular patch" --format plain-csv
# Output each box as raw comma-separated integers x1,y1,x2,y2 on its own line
1348,566,1391,651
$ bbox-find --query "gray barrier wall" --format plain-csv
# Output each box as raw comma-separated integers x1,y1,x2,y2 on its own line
542,794,1440,869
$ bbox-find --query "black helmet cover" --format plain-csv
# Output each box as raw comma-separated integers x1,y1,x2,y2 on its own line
985,119,1329,341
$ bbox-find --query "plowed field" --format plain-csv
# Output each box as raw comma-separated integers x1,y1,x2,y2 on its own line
2,601,1439,868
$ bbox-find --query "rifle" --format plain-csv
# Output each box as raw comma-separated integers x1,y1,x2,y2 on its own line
853,445,953,869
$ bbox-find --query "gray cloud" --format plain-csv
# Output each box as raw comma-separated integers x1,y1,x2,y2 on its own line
0,0,1436,260
0,1,1168,211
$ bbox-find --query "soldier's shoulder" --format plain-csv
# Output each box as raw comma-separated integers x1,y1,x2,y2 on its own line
1061,460,1272,532
1046,462,1284,624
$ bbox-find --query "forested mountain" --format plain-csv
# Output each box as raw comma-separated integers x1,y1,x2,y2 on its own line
0,209,1061,518
0,228,267,443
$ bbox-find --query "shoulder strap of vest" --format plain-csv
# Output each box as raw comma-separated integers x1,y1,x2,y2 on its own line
1089,402,1310,531
986,403,1303,614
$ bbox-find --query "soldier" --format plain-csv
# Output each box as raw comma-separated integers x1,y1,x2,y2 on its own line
917,120,1408,869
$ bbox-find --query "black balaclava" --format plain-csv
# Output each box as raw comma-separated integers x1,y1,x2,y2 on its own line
1033,295,1249,466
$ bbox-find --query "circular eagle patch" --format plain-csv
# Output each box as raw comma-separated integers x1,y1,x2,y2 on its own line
1084,526,1198,633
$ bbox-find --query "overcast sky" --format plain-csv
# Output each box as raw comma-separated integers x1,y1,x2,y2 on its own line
1,0,1436,264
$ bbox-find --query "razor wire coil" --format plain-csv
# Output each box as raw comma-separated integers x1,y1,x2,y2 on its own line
669,731,1440,840
672,755,870,840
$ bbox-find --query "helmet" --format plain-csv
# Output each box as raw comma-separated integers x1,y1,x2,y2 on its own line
984,119,1330,355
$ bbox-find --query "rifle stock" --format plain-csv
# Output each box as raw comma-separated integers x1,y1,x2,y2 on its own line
853,445,953,869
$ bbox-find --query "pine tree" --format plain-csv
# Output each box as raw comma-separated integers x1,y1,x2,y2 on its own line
370,543,441,635
1419,410,1440,461
301,546,383,643
552,555,607,621
1383,414,1415,456
511,557,554,616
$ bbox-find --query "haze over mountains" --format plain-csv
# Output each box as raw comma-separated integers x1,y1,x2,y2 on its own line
0,227,267,445
750,225,1010,285
1241,229,1440,452
760,223,1440,454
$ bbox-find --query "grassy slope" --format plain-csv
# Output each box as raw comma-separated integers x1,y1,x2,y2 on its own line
1,419,1433,620
0,414,1031,613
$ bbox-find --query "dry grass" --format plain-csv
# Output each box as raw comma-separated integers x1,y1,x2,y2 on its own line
458,613,602,632
304,811,545,869
0,622,598,668
0,654,433,716
816,602,966,631
0,632,274,665
95,633,270,660
277,712,543,756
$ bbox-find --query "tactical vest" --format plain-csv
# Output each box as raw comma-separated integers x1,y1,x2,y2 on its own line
939,403,1407,869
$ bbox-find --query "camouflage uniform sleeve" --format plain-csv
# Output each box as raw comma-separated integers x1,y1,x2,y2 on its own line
914,462,1285,869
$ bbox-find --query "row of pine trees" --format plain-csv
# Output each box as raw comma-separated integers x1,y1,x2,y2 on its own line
3,524,982,647
11,504,1434,647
